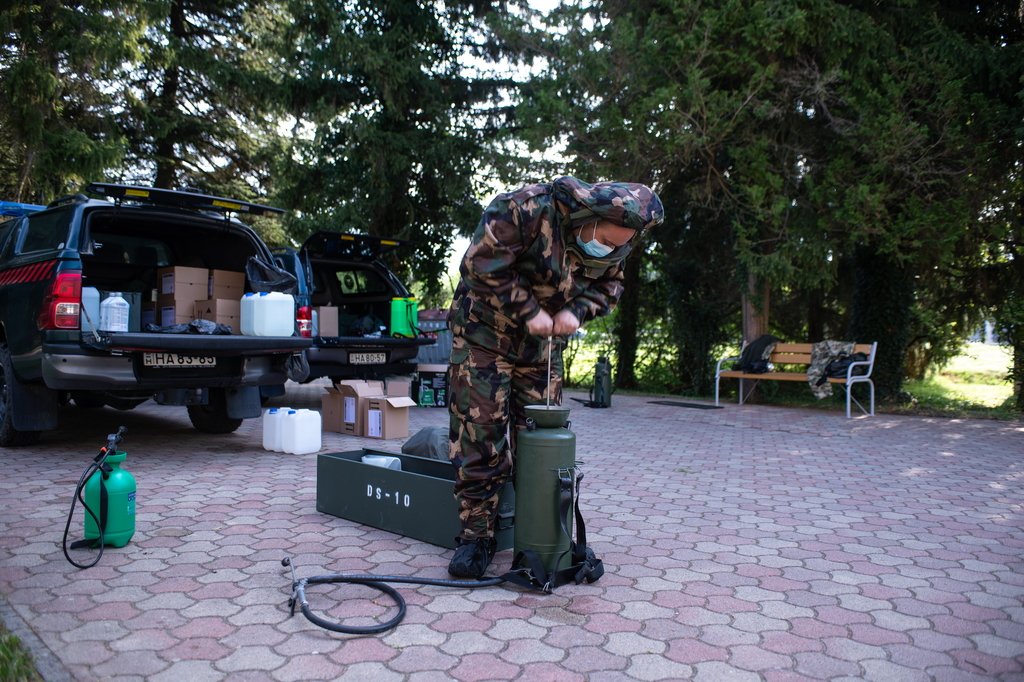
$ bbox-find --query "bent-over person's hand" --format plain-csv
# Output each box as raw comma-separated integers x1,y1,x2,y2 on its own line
552,309,580,337
526,308,554,337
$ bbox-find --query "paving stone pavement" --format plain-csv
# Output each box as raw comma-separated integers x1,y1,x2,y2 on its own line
1,380,1023,681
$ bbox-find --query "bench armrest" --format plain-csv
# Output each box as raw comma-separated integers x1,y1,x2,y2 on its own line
845,359,873,380
716,356,740,375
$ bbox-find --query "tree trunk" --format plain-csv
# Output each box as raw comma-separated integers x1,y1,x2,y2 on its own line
1015,345,1022,411
849,245,914,402
153,1,185,189
740,272,769,402
615,239,647,390
807,286,825,342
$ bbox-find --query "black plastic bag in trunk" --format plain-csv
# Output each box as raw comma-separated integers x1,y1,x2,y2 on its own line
246,257,297,295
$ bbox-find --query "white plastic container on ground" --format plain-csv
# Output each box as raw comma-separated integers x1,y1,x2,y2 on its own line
281,409,322,454
262,407,290,452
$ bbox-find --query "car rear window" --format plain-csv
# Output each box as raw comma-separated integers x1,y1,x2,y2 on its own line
333,269,389,295
90,233,172,266
18,207,73,253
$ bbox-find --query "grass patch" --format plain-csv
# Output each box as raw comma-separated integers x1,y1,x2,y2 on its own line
0,620,42,682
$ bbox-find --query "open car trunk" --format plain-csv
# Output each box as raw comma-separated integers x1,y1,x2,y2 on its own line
79,206,307,354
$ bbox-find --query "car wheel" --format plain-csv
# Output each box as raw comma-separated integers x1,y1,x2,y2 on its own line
0,343,41,446
187,388,243,434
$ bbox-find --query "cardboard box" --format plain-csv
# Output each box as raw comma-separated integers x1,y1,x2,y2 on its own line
315,305,338,337
160,305,195,326
366,382,416,440
209,270,245,300
321,387,346,434
193,299,242,334
194,299,241,318
141,303,155,328
331,380,385,435
157,284,206,310
157,266,208,295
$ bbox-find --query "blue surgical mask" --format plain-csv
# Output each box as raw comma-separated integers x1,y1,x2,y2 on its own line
575,223,614,258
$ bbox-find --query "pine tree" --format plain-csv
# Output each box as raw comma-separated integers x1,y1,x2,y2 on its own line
117,0,287,195
274,0,509,302
0,0,142,202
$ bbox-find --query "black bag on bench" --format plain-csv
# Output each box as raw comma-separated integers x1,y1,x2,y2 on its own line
816,352,870,386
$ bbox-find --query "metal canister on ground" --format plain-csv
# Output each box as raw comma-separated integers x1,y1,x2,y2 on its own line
513,404,575,574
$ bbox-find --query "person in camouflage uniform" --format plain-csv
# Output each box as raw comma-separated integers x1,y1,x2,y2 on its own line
446,177,664,578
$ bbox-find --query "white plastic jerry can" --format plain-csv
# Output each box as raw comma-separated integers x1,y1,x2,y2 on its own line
281,409,322,455
244,292,294,337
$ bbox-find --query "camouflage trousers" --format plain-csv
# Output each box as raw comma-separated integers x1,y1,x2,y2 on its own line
448,311,563,541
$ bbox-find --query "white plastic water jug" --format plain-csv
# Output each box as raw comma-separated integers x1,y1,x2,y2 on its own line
99,292,130,332
262,406,291,451
241,293,257,336
242,292,294,336
281,409,322,455
80,287,100,333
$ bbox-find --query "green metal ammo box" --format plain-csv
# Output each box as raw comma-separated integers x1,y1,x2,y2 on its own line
316,448,515,550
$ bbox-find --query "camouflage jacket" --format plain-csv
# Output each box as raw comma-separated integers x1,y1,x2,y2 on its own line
807,340,856,399
448,178,660,336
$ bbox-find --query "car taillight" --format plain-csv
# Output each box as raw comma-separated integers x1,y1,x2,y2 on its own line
297,305,312,338
38,270,82,330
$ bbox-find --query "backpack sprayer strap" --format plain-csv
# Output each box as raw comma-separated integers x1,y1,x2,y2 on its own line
500,467,604,592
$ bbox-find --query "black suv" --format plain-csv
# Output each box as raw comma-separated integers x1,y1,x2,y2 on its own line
271,231,432,382
0,183,311,445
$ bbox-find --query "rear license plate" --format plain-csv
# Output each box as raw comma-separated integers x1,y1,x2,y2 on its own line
143,353,217,368
350,352,386,365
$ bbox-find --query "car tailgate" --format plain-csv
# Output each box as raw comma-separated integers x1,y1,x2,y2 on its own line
314,336,433,349
103,333,313,356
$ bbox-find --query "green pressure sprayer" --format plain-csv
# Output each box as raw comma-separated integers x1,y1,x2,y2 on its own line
62,426,136,569
572,355,613,409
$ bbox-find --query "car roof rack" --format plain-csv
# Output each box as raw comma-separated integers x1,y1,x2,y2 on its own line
300,230,415,262
85,183,285,217
0,201,46,217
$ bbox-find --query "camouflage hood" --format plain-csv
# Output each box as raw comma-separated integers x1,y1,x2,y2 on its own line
551,177,664,232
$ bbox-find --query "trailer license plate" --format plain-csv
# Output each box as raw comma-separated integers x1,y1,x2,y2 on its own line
350,352,386,364
143,353,217,367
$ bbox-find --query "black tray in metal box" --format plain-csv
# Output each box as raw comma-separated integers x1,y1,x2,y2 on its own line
317,449,515,550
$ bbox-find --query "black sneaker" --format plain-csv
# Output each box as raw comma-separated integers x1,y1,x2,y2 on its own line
448,536,497,579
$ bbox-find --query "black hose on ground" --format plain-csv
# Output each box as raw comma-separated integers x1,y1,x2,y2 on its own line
282,557,504,635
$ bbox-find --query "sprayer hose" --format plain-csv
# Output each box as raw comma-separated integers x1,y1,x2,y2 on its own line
283,558,503,635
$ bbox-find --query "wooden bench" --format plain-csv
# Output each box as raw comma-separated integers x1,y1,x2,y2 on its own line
715,342,878,418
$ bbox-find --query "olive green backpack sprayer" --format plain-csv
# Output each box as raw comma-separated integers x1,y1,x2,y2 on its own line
500,397,604,591
62,426,136,569
572,355,613,409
